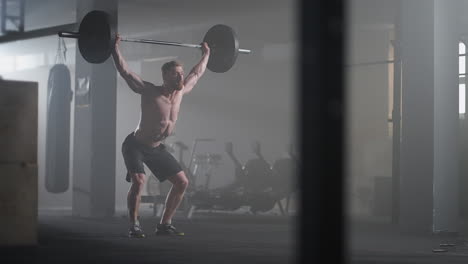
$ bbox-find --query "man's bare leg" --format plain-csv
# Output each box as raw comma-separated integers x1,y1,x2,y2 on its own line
127,173,146,237
160,171,189,224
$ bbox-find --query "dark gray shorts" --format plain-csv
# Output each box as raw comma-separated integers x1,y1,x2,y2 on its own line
122,132,182,182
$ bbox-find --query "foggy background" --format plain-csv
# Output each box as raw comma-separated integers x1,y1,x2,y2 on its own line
346,0,468,224
347,0,468,262
0,0,297,211
346,0,397,220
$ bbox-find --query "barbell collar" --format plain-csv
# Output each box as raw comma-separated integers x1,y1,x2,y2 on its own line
58,31,80,39
238,49,251,54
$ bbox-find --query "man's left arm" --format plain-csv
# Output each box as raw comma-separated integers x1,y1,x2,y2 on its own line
183,42,210,94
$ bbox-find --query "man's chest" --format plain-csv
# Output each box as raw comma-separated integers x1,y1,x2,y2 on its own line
142,92,182,117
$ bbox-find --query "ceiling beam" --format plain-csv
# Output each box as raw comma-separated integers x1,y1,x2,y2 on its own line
0,23,76,43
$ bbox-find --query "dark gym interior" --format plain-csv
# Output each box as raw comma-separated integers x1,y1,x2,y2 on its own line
5,0,468,264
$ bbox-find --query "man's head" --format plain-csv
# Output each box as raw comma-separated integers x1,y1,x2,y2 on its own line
161,60,184,91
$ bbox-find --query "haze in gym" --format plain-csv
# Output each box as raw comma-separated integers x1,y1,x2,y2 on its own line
8,0,468,263
347,0,468,263
0,0,297,263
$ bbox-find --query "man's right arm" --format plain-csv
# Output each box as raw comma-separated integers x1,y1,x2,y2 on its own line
112,34,146,94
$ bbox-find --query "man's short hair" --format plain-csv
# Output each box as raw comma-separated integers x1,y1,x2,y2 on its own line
161,60,183,74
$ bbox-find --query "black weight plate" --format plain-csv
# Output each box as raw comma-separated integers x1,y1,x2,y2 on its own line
78,10,115,63
203,24,239,73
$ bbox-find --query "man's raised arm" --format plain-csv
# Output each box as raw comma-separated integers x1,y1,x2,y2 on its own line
112,34,146,94
183,42,210,94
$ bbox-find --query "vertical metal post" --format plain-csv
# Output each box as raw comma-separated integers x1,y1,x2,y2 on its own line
391,0,402,225
18,0,24,32
392,42,402,225
300,0,345,262
1,0,6,34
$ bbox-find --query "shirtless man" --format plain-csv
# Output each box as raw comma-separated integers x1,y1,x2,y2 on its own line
112,34,210,238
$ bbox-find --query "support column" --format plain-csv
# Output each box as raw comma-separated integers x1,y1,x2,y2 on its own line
433,0,459,232
399,0,460,233
72,0,117,217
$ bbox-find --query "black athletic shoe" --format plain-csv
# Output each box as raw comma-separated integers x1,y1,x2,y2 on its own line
155,224,184,236
128,225,146,238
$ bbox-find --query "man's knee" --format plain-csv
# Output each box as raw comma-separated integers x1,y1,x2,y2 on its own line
169,172,189,190
130,173,146,192
178,177,189,190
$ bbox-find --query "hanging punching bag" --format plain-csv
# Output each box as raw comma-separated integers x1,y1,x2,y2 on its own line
45,63,72,193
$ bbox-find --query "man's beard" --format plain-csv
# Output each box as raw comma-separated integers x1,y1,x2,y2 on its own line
171,80,183,91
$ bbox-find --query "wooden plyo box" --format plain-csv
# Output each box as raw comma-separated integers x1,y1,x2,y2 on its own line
0,79,38,246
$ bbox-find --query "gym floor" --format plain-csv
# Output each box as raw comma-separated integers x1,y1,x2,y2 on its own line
8,210,468,264
350,219,468,264
2,208,296,264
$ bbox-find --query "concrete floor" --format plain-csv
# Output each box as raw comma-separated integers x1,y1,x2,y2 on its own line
12,209,468,264
2,208,296,264
350,218,468,264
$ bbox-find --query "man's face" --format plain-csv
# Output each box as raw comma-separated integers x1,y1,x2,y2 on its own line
163,66,184,91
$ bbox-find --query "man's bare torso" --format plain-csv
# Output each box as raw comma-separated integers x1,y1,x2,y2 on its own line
134,83,183,147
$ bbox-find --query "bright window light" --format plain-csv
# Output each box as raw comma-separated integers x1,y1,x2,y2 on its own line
460,84,466,114
460,56,466,75
16,54,44,71
460,42,466,55
0,56,15,73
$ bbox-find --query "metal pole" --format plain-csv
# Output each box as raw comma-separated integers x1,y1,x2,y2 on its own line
19,0,24,32
1,0,6,34
391,17,402,225
345,60,395,67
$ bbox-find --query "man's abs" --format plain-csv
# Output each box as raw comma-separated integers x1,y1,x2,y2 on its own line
136,86,181,146
135,120,175,146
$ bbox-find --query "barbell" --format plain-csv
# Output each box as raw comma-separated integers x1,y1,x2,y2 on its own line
58,10,251,73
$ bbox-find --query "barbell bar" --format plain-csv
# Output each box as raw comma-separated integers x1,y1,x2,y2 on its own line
58,10,251,73
119,37,251,54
